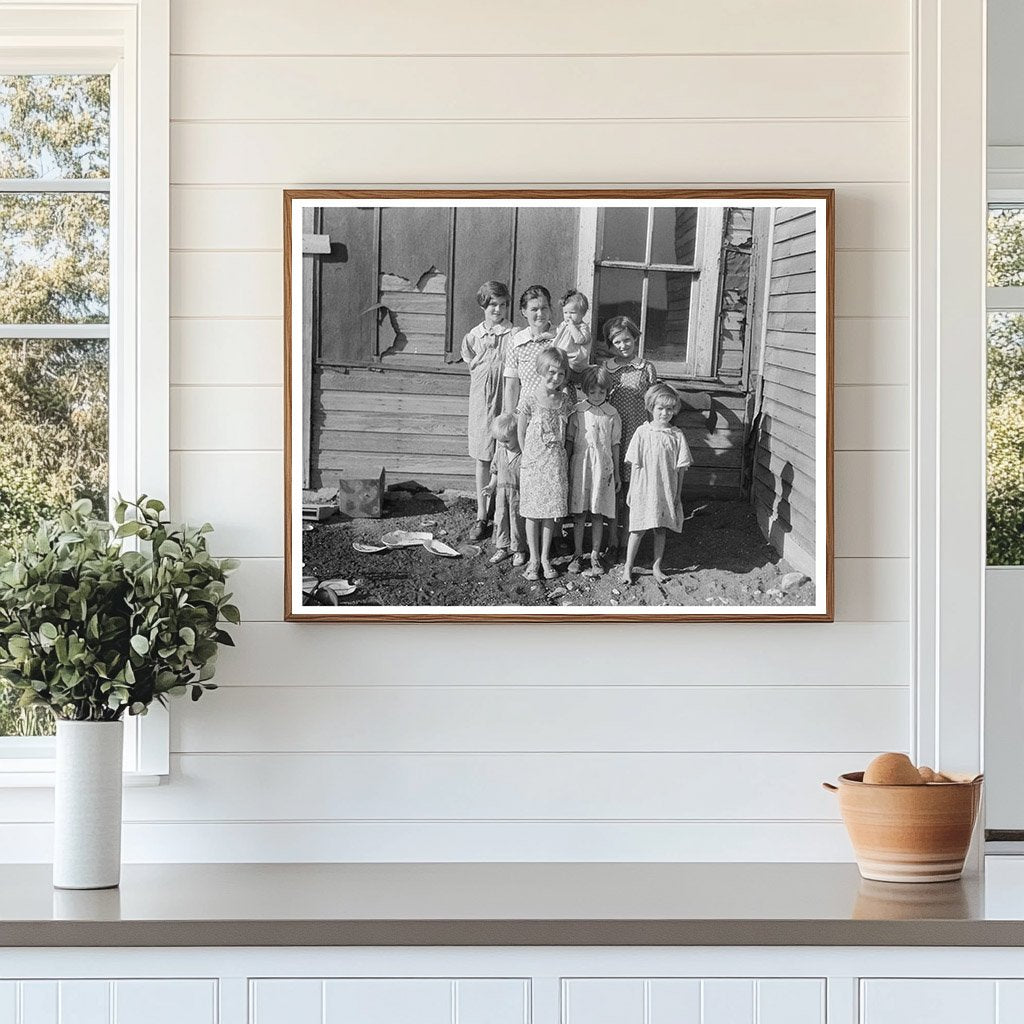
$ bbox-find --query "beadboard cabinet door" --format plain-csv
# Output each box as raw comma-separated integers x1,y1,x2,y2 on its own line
249,978,529,1024
0,980,217,1024
562,978,825,1024
860,979,1024,1024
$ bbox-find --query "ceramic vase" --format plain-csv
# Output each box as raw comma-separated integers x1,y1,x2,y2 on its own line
53,720,124,889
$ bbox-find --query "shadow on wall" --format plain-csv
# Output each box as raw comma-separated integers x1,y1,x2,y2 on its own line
763,460,795,554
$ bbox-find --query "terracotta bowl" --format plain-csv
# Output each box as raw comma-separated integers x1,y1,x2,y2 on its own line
823,772,983,883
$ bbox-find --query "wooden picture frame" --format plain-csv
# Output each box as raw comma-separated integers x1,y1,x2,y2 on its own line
284,189,834,622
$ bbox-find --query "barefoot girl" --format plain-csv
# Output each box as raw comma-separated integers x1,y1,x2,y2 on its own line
482,412,527,566
517,347,575,581
568,365,621,576
602,316,658,555
461,281,514,541
621,384,692,586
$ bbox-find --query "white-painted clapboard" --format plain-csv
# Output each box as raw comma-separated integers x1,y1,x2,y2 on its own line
0,980,217,1024
0,0,919,864
249,979,528,1024
562,978,825,1024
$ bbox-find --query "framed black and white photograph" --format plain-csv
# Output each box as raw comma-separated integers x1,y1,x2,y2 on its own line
284,190,833,622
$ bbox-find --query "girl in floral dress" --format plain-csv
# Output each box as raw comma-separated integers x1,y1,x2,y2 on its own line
602,316,658,555
517,347,575,581
461,281,514,540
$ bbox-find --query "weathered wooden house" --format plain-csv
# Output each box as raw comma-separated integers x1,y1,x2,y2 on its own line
300,203,818,573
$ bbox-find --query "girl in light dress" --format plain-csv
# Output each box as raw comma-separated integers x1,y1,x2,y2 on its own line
567,365,621,577
517,346,576,581
460,281,514,541
621,384,692,586
602,315,658,557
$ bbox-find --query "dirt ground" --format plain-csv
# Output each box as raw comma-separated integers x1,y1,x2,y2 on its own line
301,484,816,610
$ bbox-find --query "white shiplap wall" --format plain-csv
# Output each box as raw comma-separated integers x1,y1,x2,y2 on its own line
2,0,915,862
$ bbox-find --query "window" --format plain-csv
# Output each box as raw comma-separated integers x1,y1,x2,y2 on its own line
0,3,169,777
0,74,111,740
986,204,1024,565
593,206,725,377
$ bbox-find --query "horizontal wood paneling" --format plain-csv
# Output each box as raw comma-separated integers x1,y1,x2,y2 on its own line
115,751,873,821
171,685,909,754
834,318,909,385
170,121,909,185
170,0,910,55
0,820,858,863
89,0,917,866
170,319,283,385
171,54,908,121
210,621,910,687
170,183,909,252
835,452,910,557
834,385,910,450
171,386,281,450
171,451,283,557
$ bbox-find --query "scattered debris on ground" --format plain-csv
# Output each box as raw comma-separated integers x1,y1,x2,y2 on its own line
301,486,816,610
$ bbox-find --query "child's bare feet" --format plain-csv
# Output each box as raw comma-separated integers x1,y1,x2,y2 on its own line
523,562,540,581
619,565,634,586
542,562,559,580
652,565,670,584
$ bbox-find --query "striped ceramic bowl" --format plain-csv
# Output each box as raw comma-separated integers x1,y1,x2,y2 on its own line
823,772,983,883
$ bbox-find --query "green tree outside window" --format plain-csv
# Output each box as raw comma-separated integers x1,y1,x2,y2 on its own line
0,75,110,736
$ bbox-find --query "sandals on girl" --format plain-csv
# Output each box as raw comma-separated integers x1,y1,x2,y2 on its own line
523,563,540,581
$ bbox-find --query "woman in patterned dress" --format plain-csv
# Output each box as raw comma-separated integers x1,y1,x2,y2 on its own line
517,347,576,581
503,284,556,415
602,316,658,556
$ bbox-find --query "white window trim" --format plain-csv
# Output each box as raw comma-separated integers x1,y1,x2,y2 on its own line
592,206,722,378
0,0,170,783
914,0,986,830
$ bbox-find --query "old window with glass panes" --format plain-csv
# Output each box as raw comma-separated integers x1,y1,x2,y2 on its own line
0,74,110,740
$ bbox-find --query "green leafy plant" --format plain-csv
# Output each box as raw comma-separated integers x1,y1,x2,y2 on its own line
0,496,239,722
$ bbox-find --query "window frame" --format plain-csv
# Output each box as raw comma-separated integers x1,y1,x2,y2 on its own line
0,0,170,783
593,205,724,378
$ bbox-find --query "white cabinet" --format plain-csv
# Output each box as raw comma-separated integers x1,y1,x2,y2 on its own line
249,978,529,1024
0,980,217,1024
562,978,825,1024
861,980,1024,1024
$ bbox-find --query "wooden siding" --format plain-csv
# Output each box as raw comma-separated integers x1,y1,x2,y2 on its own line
312,366,747,498
751,207,818,575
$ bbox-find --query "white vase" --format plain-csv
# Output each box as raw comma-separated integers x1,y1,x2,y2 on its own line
53,720,124,889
